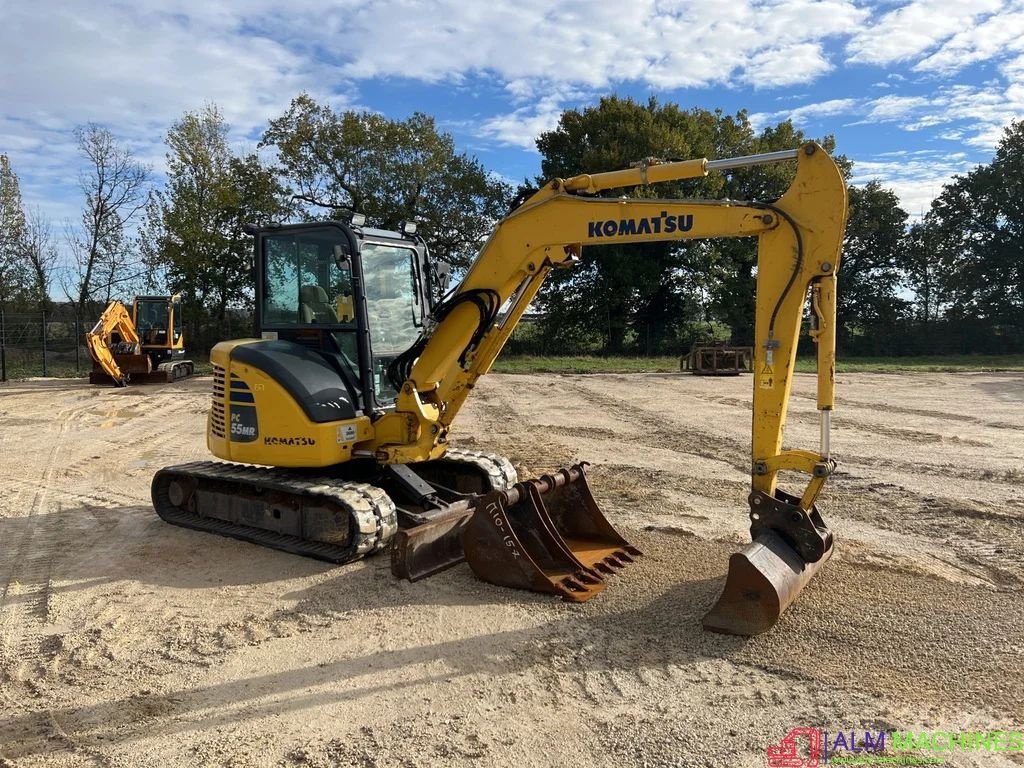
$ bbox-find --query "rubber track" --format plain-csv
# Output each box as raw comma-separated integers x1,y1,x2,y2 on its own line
440,447,518,491
155,360,195,381
152,461,397,564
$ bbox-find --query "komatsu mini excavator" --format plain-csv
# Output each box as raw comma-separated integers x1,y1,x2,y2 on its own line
86,294,194,386
152,142,847,635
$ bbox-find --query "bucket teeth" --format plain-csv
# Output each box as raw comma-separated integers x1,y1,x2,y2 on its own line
462,463,640,602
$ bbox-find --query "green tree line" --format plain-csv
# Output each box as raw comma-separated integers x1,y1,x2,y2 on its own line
1,95,1022,357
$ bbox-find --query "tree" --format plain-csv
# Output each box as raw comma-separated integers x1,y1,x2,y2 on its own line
532,96,847,353
837,181,910,353
141,105,289,346
0,154,30,307
261,94,512,268
23,207,59,310
904,220,942,327
533,97,738,352
912,120,1024,351
64,125,150,321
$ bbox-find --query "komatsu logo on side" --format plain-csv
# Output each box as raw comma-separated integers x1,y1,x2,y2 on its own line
587,212,694,238
264,436,316,447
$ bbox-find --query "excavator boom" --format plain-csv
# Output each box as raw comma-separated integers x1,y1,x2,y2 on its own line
85,300,142,387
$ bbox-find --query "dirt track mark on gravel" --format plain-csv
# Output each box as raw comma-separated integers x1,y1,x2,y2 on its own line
555,377,751,471
0,402,89,703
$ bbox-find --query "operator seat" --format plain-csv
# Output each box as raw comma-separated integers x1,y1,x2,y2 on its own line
299,285,338,324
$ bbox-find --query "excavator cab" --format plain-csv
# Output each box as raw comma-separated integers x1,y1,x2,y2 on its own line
252,221,430,411
133,296,187,362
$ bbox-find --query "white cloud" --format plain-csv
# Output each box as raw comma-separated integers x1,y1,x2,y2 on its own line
475,83,592,150
327,0,867,95
749,98,860,129
741,43,834,88
476,106,559,152
896,84,1024,147
845,0,1003,65
849,150,976,219
864,95,932,121
915,8,1024,74
2,0,1023,234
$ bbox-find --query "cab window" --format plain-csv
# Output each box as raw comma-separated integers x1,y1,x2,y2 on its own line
262,230,354,327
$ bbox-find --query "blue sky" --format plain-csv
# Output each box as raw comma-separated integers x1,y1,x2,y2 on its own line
3,0,1022,232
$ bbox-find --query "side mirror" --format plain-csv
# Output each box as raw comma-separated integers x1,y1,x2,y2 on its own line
432,260,453,296
334,243,352,269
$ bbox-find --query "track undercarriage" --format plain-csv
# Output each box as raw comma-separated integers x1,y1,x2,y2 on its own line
152,448,642,601
152,448,516,564
90,357,195,386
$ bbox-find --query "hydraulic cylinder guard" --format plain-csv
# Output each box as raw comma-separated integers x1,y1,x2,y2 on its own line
463,465,641,602
702,530,833,636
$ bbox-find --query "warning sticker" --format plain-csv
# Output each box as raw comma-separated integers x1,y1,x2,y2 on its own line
759,365,775,389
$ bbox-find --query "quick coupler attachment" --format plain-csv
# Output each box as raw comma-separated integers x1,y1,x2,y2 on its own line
702,489,834,636
462,464,641,602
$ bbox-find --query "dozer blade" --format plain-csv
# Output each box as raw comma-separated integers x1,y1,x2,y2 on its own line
391,509,474,582
462,464,641,602
702,530,833,636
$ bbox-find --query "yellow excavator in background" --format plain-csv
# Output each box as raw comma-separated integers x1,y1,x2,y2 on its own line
86,294,194,386
153,142,847,635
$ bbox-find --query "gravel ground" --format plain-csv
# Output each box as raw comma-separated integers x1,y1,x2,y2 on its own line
0,371,1021,767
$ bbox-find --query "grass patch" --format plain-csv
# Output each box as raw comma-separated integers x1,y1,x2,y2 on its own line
1,356,216,381
494,354,1024,375
1,362,85,380
803,355,1024,373
492,355,681,374
5,354,1023,381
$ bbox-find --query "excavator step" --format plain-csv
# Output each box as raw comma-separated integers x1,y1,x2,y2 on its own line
152,461,397,563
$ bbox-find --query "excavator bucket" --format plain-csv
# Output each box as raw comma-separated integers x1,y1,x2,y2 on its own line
462,465,641,602
703,491,834,635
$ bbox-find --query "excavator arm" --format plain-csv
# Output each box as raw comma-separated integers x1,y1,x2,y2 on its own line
378,144,845,499
85,300,142,387
384,142,848,633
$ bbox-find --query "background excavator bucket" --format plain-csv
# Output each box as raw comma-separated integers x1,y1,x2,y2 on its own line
702,530,833,636
462,465,641,602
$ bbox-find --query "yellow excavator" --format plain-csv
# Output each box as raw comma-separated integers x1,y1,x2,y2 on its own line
86,295,194,386
152,142,847,635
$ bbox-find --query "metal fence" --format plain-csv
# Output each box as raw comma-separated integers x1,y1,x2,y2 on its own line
0,307,87,382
